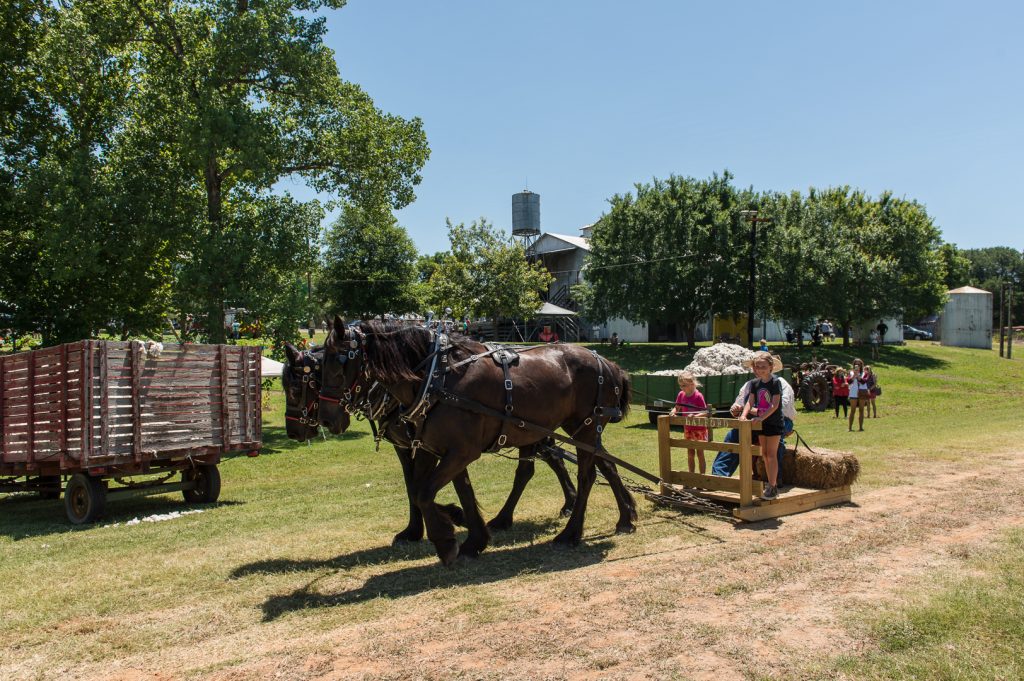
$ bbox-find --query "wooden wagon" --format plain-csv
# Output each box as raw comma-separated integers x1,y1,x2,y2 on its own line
0,340,262,523
657,414,851,521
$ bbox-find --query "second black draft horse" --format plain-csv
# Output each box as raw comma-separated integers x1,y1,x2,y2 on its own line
318,317,637,566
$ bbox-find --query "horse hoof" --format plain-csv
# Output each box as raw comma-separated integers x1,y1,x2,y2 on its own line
436,539,459,567
392,529,423,544
458,543,482,559
486,515,513,531
616,522,637,535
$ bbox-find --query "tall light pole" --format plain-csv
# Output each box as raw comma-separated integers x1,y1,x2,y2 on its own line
740,209,772,348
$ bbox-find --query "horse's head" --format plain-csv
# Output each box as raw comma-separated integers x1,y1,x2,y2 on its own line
318,315,368,434
281,343,349,441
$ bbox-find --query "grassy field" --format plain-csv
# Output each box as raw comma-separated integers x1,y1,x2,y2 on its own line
1,340,1022,679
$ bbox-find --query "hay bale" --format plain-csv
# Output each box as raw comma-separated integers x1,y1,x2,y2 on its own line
755,447,859,489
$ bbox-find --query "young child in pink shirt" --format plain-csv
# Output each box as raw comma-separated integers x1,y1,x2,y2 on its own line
670,371,708,474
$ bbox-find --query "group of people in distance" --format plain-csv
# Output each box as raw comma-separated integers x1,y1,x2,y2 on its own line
670,351,795,501
830,359,879,431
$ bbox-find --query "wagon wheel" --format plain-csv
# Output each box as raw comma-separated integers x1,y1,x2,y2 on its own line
799,370,832,412
182,464,221,504
64,474,106,525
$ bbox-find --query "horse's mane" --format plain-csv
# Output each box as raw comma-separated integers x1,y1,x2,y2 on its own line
357,320,478,384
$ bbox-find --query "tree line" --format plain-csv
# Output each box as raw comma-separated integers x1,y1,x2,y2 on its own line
576,171,1016,347
4,4,1019,351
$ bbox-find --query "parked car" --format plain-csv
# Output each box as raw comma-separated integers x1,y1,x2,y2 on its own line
903,325,933,341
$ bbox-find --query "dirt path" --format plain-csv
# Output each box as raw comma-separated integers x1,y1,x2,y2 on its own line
99,452,1024,680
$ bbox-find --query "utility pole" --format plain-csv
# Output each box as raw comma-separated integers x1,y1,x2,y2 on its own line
1000,282,1007,358
1008,284,1014,359
740,210,772,348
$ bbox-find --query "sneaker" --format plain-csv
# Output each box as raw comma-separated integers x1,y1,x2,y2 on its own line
760,484,778,500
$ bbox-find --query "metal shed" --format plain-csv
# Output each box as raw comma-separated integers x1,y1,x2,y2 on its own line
940,286,993,349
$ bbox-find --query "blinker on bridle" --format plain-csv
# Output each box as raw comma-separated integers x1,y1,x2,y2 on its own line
285,349,327,427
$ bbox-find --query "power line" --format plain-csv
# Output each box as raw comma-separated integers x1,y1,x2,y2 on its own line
325,252,695,282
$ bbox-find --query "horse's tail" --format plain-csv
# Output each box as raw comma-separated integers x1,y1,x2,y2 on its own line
618,370,631,419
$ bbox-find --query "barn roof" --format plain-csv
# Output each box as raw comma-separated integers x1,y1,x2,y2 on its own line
947,286,991,295
536,301,577,316
527,232,590,255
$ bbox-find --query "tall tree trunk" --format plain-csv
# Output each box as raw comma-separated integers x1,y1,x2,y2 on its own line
842,319,851,348
205,157,227,344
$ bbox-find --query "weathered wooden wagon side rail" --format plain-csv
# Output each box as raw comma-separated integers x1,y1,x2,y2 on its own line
0,341,262,522
0,341,261,475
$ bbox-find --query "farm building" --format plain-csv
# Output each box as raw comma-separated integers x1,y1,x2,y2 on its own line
526,229,651,342
941,286,993,349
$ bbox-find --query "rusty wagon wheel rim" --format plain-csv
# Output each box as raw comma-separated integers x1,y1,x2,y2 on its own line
68,484,90,518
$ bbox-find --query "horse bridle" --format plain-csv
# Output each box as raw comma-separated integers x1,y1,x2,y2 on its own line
316,326,371,413
284,348,326,428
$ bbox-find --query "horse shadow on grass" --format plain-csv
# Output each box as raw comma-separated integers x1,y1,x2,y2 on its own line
231,519,613,622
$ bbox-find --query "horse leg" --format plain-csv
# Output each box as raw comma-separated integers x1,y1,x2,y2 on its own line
487,446,537,531
392,446,425,544
451,469,490,558
594,454,637,534
552,450,598,547
540,443,577,517
405,449,465,529
414,451,477,567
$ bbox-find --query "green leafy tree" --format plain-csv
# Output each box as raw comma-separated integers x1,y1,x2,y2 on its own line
427,219,551,335
761,187,946,346
319,202,420,320
938,243,972,290
869,193,947,323
2,0,428,346
758,190,824,346
118,0,430,342
0,2,180,343
578,172,746,348
174,192,323,354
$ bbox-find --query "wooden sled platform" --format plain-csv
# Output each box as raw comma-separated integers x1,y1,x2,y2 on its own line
657,415,852,522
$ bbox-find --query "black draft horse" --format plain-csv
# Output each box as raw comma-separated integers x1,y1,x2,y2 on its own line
317,317,637,566
281,345,579,544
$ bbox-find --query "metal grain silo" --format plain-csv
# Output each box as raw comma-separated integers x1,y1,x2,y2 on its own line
940,286,993,349
512,190,540,237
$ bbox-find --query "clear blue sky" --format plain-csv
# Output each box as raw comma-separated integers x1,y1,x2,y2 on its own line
280,0,1024,254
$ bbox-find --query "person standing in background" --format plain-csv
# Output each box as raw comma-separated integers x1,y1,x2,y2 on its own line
832,369,850,418
848,359,868,431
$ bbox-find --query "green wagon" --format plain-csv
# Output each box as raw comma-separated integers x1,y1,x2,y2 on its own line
632,369,793,425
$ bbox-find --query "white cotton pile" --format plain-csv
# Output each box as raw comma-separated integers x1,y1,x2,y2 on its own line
107,509,205,528
132,339,164,359
143,340,163,359
649,343,755,377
